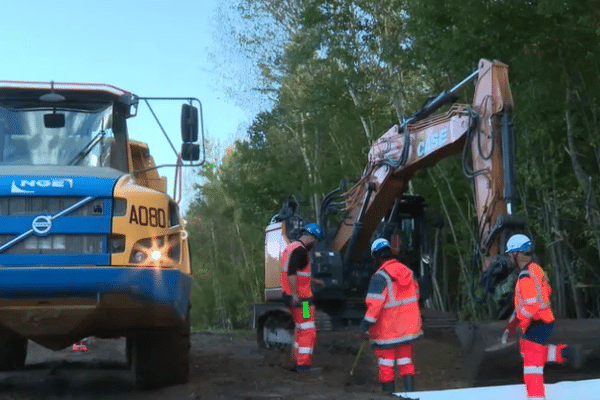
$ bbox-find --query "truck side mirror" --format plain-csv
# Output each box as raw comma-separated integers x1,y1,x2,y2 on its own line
44,113,65,128
181,143,200,161
181,104,198,143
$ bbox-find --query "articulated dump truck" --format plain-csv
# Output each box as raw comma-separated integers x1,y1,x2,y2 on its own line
255,59,600,385
0,81,202,388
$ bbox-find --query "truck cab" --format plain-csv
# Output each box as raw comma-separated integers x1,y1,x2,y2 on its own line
0,81,201,388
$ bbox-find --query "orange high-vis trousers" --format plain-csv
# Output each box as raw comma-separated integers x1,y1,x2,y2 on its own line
289,304,316,366
374,343,415,383
520,338,567,399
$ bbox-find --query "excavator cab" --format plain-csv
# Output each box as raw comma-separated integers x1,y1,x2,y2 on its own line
263,192,431,323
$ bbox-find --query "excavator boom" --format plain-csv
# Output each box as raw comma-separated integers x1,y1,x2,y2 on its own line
333,60,516,270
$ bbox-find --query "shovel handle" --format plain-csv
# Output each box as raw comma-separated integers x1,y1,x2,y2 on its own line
350,341,367,376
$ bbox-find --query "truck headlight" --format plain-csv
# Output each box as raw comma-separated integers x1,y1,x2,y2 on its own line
131,250,147,263
129,235,181,266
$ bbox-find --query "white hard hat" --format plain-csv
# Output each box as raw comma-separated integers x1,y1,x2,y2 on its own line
506,234,532,253
371,238,391,256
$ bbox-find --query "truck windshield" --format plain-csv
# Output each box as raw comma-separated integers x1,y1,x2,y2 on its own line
0,104,125,169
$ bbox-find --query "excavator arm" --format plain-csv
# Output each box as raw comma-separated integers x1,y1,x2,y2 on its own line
333,59,518,271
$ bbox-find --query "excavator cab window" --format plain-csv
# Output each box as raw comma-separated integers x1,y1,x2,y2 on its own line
285,216,306,241
270,195,308,241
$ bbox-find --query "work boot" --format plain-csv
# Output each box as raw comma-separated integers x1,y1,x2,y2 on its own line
381,381,395,394
562,345,584,370
403,374,415,392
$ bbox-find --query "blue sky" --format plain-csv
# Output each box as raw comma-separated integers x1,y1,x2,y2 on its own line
1,0,251,212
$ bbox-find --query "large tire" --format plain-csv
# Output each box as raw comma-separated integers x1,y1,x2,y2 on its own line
129,318,190,389
0,335,27,371
257,313,293,350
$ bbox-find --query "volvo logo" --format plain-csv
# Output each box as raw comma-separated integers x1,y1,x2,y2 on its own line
32,215,53,236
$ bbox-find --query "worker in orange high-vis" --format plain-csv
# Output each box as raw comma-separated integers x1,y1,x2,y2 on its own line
281,223,325,373
359,238,423,394
504,234,584,400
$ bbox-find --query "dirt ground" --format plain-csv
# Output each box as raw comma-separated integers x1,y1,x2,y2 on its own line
0,327,467,400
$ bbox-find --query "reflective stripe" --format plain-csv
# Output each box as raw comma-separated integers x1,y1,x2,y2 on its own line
376,269,419,309
384,296,418,308
547,345,557,362
372,332,423,346
378,358,395,367
296,321,315,330
296,271,311,277
523,298,538,305
366,293,386,300
364,315,376,323
298,347,313,354
524,366,544,375
521,309,534,318
396,357,412,365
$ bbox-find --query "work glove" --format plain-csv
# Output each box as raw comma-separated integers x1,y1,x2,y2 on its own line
505,312,519,336
359,331,369,342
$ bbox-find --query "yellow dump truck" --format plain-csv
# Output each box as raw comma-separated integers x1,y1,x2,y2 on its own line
0,81,202,388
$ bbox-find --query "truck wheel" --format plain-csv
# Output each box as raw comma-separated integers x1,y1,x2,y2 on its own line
0,335,27,371
258,313,293,350
130,319,190,388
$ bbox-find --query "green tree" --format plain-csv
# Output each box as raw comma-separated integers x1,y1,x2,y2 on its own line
189,0,600,329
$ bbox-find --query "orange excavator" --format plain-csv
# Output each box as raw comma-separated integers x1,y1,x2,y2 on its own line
254,59,599,384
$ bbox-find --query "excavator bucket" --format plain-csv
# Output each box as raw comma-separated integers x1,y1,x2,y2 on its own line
455,318,600,386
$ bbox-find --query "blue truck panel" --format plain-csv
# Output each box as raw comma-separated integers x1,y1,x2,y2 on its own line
0,267,192,320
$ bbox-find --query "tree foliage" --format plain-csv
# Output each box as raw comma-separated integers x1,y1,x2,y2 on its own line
189,0,600,329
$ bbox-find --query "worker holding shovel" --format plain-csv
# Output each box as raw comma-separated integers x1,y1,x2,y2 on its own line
504,234,584,400
359,238,423,395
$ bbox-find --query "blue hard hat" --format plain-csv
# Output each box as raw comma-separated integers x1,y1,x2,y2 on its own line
506,234,532,253
371,238,391,256
302,223,324,241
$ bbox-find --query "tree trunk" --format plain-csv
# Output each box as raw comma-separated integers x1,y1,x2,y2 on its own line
427,169,473,317
565,85,600,260
347,84,372,142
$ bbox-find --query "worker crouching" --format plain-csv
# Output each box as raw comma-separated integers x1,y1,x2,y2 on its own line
359,238,423,394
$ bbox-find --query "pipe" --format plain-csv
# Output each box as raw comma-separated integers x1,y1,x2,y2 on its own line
501,110,517,215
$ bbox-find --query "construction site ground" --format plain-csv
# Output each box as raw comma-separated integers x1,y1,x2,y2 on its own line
0,326,596,400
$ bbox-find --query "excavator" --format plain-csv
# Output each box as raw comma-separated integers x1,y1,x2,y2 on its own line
253,59,600,384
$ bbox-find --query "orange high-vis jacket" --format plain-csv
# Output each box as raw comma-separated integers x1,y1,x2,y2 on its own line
281,241,313,299
363,259,423,348
514,262,555,332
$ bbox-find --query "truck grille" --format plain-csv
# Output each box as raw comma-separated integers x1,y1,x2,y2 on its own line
0,234,104,255
0,197,105,217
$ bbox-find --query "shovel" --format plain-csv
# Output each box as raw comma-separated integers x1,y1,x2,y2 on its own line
485,329,517,352
350,341,367,376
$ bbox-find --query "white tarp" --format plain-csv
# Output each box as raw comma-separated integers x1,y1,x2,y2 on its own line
394,379,600,400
